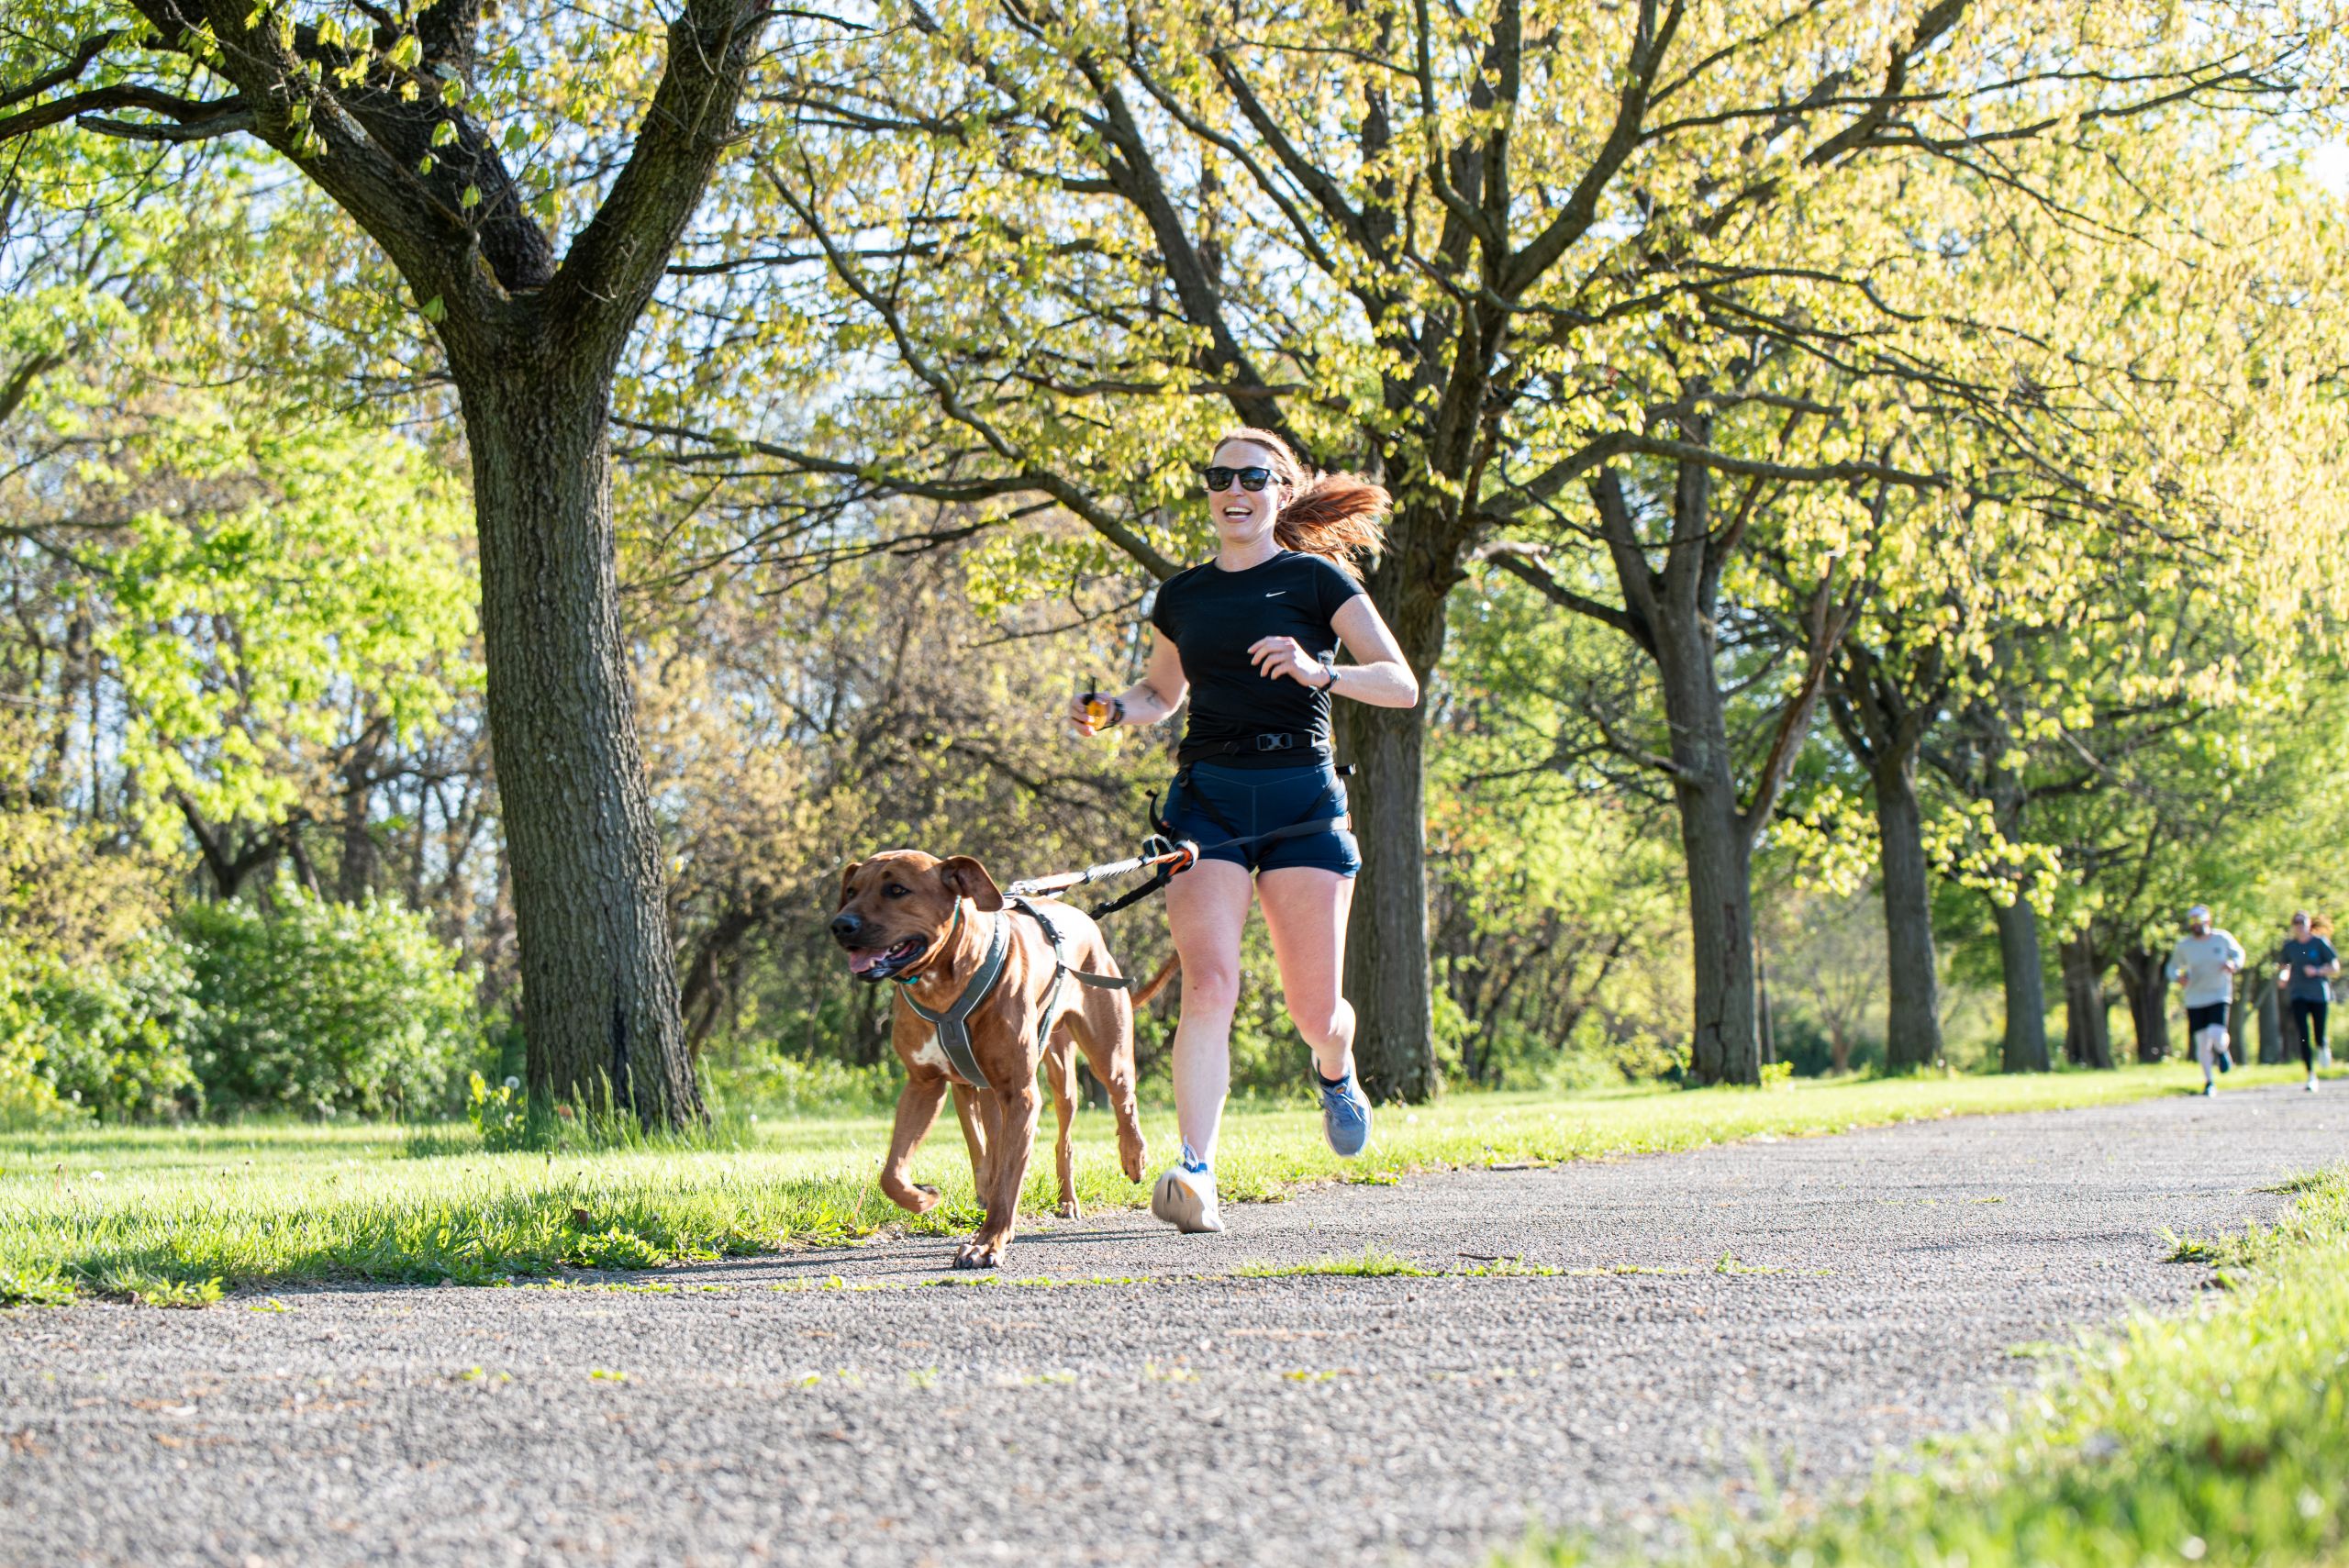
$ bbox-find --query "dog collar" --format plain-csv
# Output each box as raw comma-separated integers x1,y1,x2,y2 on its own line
895,903,1008,1090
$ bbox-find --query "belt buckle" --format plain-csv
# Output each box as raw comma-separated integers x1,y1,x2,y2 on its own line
1255,732,1293,752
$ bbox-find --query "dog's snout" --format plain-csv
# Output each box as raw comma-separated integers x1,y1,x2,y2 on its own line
829,912,863,943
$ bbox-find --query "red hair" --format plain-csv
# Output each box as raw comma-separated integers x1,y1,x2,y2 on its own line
1213,428,1388,578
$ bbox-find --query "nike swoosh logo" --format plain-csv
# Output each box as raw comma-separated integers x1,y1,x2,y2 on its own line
1265,590,1287,598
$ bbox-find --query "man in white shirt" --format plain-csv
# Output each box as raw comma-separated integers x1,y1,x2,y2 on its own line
2169,903,2245,1096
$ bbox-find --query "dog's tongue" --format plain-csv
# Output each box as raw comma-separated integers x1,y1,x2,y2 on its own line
848,950,884,975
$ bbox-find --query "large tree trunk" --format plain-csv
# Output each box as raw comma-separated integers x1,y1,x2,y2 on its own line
1991,894,2050,1072
2117,946,2170,1062
1340,698,1434,1100
456,355,701,1128
1873,753,1942,1071
2255,971,2284,1064
2060,929,2114,1069
1675,778,1760,1084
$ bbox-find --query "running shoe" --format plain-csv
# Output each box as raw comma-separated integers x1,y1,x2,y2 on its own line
2217,1049,2232,1074
1316,1069,1373,1158
2323,1047,2335,1070
2200,1081,2216,1097
2308,1076,2321,1094
1151,1162,1223,1234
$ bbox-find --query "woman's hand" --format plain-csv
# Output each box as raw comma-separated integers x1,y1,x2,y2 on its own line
1065,687,1119,738
1248,636,1326,688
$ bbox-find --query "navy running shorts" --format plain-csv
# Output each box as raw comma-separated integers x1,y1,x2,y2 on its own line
2186,1002,2230,1033
1162,761,1360,878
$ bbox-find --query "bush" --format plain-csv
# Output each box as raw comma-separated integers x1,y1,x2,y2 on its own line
180,883,480,1118
19,932,202,1120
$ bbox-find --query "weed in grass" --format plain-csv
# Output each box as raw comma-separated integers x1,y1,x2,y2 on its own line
245,1296,292,1313
0,1268,73,1308
1235,1247,1435,1279
1712,1253,1783,1275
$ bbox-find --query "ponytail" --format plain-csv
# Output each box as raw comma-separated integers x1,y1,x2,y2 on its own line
1212,427,1390,578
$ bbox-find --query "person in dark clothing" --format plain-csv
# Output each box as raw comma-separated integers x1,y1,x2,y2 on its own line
2276,910,2340,1091
1067,428,1419,1233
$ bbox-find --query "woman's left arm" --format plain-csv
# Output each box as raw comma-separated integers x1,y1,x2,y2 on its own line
1246,595,1420,707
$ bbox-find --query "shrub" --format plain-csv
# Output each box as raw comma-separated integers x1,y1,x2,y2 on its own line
17,931,203,1121
180,883,480,1118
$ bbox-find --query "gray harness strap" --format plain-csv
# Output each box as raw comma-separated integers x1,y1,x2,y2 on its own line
1013,896,1136,1056
896,908,1010,1091
897,898,1138,1090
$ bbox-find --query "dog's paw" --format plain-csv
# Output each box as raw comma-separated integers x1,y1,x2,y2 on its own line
1055,1199,1082,1220
909,1184,941,1214
952,1242,1002,1271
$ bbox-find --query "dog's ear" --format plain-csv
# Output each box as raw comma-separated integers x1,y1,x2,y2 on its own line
939,856,1005,912
838,861,863,907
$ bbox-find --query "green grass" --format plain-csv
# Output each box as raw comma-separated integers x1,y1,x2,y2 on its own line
0,1060,2311,1307
1510,1164,2349,1568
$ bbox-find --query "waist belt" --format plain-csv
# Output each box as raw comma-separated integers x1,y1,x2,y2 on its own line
894,898,1136,1091
1176,731,1333,765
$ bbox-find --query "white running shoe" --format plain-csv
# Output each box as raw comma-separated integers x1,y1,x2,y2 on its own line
2323,1047,2334,1070
2308,1075,2321,1094
1151,1162,1224,1234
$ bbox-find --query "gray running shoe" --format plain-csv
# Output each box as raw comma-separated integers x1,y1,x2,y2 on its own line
1151,1163,1223,1233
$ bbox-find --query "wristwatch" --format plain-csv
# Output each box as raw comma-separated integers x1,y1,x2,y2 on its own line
1316,649,1339,690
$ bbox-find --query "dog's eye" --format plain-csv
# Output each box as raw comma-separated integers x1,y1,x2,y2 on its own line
883,884,910,898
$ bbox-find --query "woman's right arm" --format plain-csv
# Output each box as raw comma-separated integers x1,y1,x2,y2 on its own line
1068,631,1187,736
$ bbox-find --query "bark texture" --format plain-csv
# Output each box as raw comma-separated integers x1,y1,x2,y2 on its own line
1990,895,2050,1072
1337,528,1450,1102
2117,945,2171,1063
2060,929,2114,1069
1829,640,1947,1072
457,360,699,1123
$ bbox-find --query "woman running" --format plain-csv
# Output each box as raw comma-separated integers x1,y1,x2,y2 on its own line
2276,910,2339,1092
1067,428,1419,1232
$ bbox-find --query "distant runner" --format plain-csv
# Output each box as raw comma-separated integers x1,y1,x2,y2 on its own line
2170,904,2245,1097
2276,910,2339,1093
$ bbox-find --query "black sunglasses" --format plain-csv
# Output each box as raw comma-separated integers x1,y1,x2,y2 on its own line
1202,465,1286,493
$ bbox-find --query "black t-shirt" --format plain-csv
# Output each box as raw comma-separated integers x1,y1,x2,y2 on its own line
1150,550,1364,762
2281,936,2337,1002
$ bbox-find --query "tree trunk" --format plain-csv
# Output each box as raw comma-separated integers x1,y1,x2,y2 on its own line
1873,753,1942,1071
1652,616,1761,1087
2117,946,2171,1063
2255,970,2284,1064
1339,681,1436,1102
1338,527,1448,1104
2060,929,2114,1069
1991,894,2050,1072
455,355,701,1128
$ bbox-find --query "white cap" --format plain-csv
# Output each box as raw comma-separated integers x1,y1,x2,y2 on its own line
2187,904,2212,922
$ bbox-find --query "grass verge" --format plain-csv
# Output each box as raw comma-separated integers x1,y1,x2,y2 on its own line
0,1060,2310,1307
1512,1164,2349,1568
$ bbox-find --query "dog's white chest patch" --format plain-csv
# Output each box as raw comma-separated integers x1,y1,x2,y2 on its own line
907,1031,950,1073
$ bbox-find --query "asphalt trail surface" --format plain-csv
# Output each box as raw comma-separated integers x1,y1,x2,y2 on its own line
4,1085,2340,1568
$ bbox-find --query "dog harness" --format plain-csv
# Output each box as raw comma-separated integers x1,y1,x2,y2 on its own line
894,897,1136,1092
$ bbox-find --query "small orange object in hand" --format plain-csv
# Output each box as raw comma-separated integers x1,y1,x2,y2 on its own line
1082,677,1111,729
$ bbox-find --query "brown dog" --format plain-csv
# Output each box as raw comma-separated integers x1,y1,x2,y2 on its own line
830,850,1174,1269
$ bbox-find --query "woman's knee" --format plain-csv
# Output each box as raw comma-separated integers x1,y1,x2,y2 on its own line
1286,995,1353,1049
1180,962,1243,1016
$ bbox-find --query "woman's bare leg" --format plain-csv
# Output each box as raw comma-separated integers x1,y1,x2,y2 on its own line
1163,858,1254,1163
1256,866,1357,1081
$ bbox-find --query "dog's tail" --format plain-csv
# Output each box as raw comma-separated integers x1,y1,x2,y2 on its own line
1130,954,1182,1008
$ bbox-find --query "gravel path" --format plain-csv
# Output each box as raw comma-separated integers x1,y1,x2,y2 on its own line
3,1084,2338,1568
